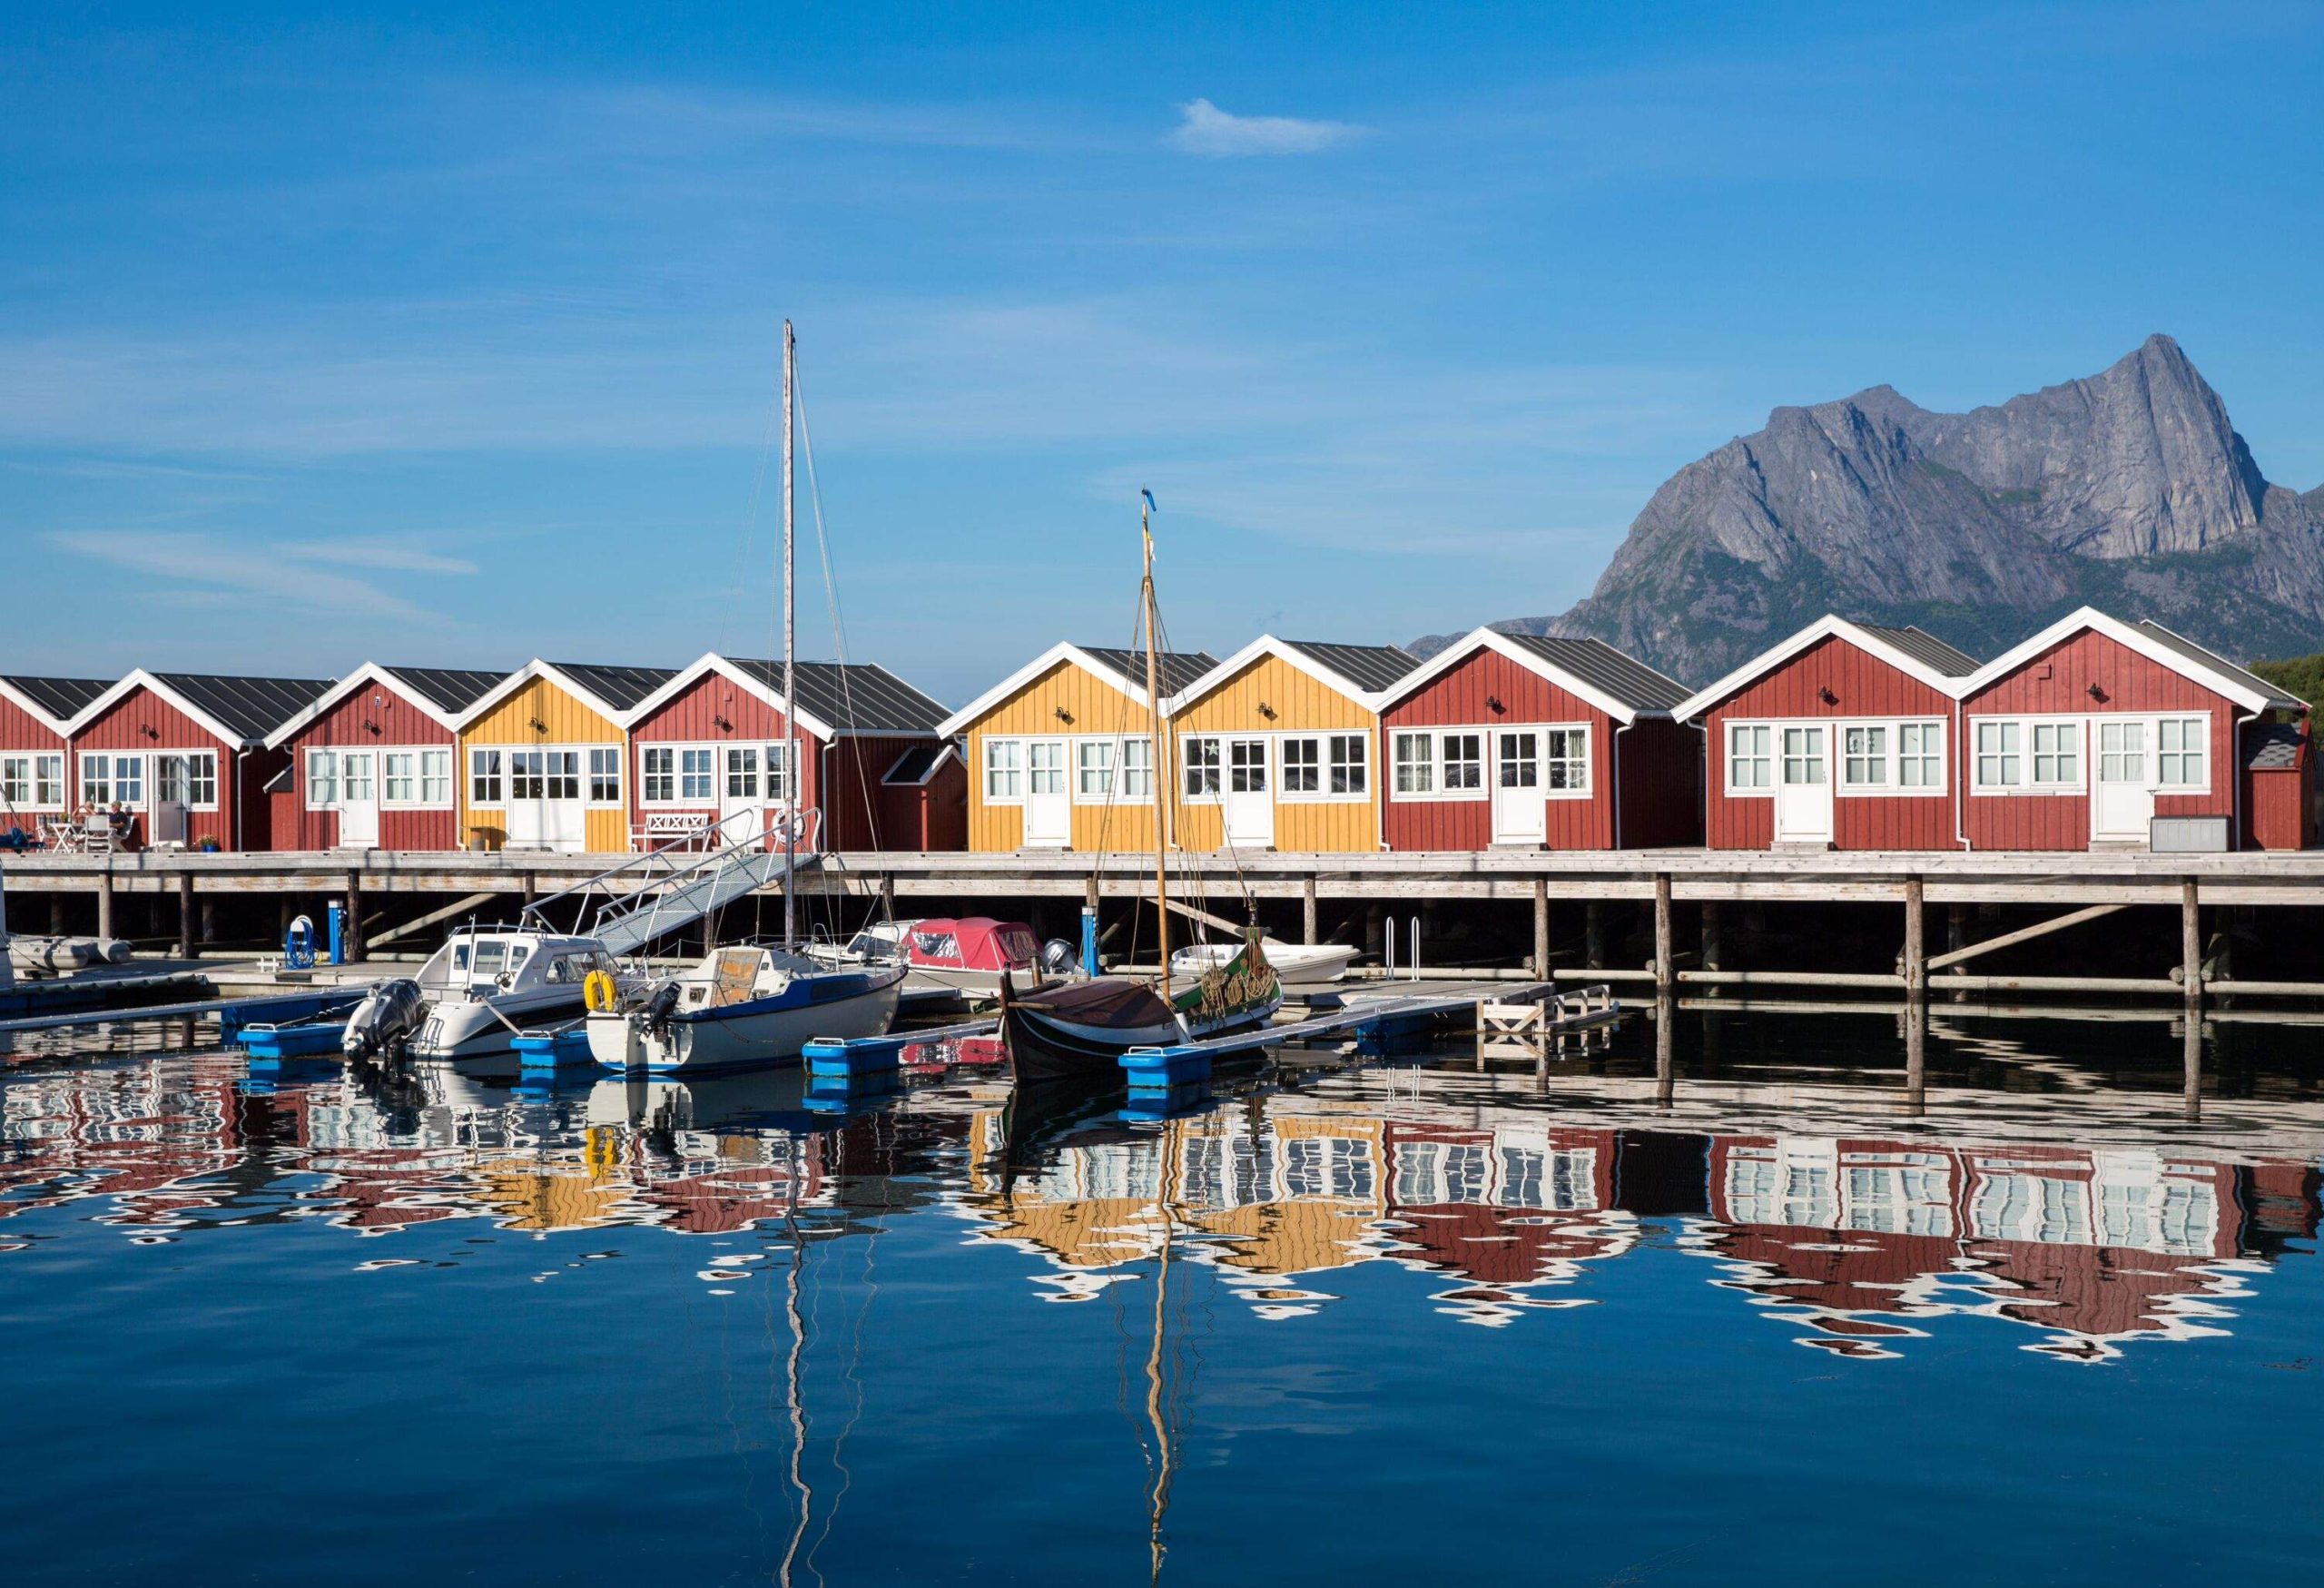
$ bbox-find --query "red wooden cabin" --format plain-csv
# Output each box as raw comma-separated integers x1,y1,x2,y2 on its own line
624,653,962,852
0,675,112,843
1375,628,1699,850
263,664,514,851
65,669,334,851
1957,607,2311,852
1674,617,1980,851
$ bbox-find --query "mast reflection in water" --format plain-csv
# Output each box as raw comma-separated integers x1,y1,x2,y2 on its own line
2,1010,2321,1584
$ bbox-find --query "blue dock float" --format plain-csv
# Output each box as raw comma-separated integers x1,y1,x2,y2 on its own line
1120,1044,1213,1090
804,1034,909,1079
241,1021,349,1060
219,989,364,1044
514,1024,595,1072
1119,1080,1214,1123
804,1067,904,1114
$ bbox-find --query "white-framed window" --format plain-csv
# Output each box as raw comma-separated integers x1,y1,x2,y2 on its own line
724,745,760,799
587,747,621,804
2032,722,2081,787
1078,739,1115,798
2157,717,2206,788
1898,723,1942,789
1543,727,1587,793
507,749,543,801
546,751,581,802
1393,731,1433,794
642,746,675,803
1844,725,1888,787
4,753,64,809
1119,737,1153,801
1227,738,1268,794
1328,734,1367,796
1974,720,2021,790
1182,735,1222,799
1026,739,1065,797
1780,726,1825,787
419,750,452,805
681,748,714,801
767,743,794,804
469,747,505,805
339,752,372,804
80,753,113,806
1281,736,1320,794
983,737,1022,803
1442,733,1482,792
1727,724,1772,792
308,749,340,807
383,752,417,804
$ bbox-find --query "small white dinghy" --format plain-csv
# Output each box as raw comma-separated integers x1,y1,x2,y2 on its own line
1170,938,1358,989
586,944,906,1073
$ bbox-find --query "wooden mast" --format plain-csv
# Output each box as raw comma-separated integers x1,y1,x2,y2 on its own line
1142,494,1171,997
782,319,798,951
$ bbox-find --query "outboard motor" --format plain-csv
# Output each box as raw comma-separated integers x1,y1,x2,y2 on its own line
640,980,683,1032
341,978,426,1061
1040,937,1078,979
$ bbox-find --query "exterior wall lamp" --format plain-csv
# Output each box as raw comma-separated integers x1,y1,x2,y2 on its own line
1054,707,1073,725
1818,686,1838,705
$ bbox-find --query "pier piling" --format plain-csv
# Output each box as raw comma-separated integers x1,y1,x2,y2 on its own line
1532,877,1549,977
1652,874,1673,994
1585,901,1603,972
1305,875,1320,945
1902,876,1925,1001
343,871,365,964
2181,880,2201,1017
175,873,193,960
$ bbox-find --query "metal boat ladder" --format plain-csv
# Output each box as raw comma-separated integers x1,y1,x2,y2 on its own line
519,808,824,961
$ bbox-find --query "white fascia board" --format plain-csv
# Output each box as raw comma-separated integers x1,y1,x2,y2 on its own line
1377,627,1646,725
1669,616,1971,722
935,643,1150,737
65,667,251,747
1960,606,2278,714
262,662,467,749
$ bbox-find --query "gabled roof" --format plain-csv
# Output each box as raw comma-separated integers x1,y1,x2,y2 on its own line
0,675,114,735
881,743,959,786
1960,607,2303,714
66,668,338,746
626,653,952,741
1166,635,1420,715
1379,627,1693,725
934,643,1219,737
1672,616,1983,722
452,658,682,731
2244,721,2306,770
263,662,518,748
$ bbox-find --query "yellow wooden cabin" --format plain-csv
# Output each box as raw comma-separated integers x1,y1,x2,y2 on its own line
455,660,676,853
1162,636,1417,853
937,642,1216,853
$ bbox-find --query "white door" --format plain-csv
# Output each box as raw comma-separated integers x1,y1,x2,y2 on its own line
721,745,765,843
2094,721,2153,843
1023,738,1070,847
507,749,586,851
1773,725,1834,844
338,751,379,848
1492,730,1546,844
1223,737,1274,847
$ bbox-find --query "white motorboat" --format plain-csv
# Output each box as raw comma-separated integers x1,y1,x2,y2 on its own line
404,926,626,1062
586,943,906,1072
1170,938,1358,989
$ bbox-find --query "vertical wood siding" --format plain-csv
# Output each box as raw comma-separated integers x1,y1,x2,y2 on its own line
964,660,1164,853
0,696,69,831
1962,629,2239,852
74,686,246,850
274,685,459,851
1172,654,1380,853
458,676,626,851
1704,636,1959,852
2246,764,2311,852
625,669,827,843
1616,717,1706,848
1380,648,1620,851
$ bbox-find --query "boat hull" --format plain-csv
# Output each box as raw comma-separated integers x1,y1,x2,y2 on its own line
588,965,904,1073
1001,982,1282,1082
409,990,588,1061
1171,942,1357,988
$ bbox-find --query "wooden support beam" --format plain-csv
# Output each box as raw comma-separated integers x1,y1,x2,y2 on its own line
344,870,365,963
176,873,194,959
1304,875,1320,946
95,871,113,940
369,892,500,949
1925,902,2125,971
1532,877,1550,978
1163,895,1245,936
1902,876,1925,1000
2181,879,2202,1014
1584,900,1603,971
1653,874,1673,992
1653,991,1675,1106
2181,1013,2202,1122
1904,1000,1927,1115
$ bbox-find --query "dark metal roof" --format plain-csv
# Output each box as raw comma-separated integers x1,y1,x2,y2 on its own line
1079,646,1217,698
1858,624,1982,677
2132,622,2304,710
2243,720,2307,770
724,659,951,735
151,673,338,743
551,663,680,713
1278,640,1419,695
1497,634,1693,713
0,675,114,723
379,666,516,715
881,744,949,784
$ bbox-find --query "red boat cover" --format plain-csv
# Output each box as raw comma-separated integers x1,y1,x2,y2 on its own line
905,917,1039,972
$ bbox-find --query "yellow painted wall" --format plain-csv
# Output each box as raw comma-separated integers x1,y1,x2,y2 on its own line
963,659,1167,853
457,675,629,851
1170,653,1382,853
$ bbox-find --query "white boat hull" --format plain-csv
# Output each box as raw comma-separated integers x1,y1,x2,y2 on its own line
1172,941,1357,988
587,970,902,1072
409,988,588,1061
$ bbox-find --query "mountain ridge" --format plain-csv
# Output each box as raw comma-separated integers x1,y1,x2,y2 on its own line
1413,336,2324,685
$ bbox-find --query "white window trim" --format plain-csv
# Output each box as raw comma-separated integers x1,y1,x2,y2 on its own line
312,745,454,811
1964,714,2208,796
1067,734,1157,807
979,735,1036,808
1831,717,1949,798
1724,720,1776,798
1177,733,1234,806
466,743,626,809
1385,726,1498,804
1274,730,1374,805
83,749,222,813
1520,723,1593,802
1,752,68,811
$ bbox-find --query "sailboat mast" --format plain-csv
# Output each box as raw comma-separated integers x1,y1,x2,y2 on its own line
782,319,798,951
1142,498,1171,995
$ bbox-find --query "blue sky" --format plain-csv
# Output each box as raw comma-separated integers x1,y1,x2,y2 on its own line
5,2,2321,701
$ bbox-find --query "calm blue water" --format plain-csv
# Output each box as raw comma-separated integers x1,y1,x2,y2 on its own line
3,1010,2321,1585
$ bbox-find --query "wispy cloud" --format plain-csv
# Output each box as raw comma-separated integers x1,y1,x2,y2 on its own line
1169,99,1363,157
44,530,444,621
275,538,479,576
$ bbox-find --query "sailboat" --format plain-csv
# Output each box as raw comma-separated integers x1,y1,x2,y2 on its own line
586,321,906,1074
999,496,1281,1080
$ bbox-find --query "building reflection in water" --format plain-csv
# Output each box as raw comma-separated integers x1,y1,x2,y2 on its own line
1,1049,2318,1361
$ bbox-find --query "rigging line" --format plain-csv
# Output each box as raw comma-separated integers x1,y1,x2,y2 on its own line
779,1131,813,1588
715,322,789,666
794,369,886,860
